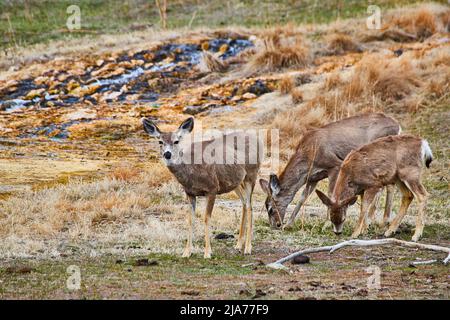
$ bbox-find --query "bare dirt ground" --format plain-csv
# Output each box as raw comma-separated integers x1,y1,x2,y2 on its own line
0,3,449,299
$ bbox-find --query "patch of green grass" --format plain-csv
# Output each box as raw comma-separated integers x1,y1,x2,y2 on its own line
1,0,444,49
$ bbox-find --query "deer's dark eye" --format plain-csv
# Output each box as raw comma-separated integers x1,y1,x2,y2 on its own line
158,141,163,145
174,141,179,145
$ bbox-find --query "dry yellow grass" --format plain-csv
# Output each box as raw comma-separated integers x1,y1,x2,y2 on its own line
388,7,439,39
197,51,228,73
244,27,310,74
344,53,422,102
0,159,264,258
291,87,304,104
279,75,295,94
326,33,361,55
68,117,141,140
271,105,328,157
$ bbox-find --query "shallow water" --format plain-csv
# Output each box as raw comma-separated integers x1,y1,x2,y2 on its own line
0,37,253,113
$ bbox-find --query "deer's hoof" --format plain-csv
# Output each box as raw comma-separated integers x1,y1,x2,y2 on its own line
243,247,252,255
384,230,393,238
182,250,192,258
351,232,360,239
203,253,212,259
411,233,421,242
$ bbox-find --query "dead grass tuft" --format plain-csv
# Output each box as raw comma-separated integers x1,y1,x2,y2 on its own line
326,33,362,55
343,53,422,103
244,28,310,74
279,76,295,94
291,87,304,104
197,51,228,73
271,105,328,156
389,8,438,40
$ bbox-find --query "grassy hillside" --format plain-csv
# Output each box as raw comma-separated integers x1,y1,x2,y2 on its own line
1,0,446,49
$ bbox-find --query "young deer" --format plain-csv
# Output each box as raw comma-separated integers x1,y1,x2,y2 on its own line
316,134,433,241
142,117,261,258
259,113,400,229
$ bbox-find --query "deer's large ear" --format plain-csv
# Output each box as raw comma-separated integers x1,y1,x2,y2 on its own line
316,190,334,207
259,179,270,194
142,118,161,138
269,174,281,196
176,117,194,139
340,195,358,207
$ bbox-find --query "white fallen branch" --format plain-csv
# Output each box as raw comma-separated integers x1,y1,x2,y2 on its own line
410,259,438,266
267,238,450,270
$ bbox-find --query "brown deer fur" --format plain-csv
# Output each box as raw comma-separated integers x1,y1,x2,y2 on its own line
316,134,433,241
259,113,400,229
142,117,261,258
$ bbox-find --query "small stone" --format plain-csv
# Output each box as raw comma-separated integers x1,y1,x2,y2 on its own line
247,80,270,95
183,104,217,115
292,255,310,264
252,289,266,299
132,258,159,267
242,92,257,100
214,233,234,240
63,109,97,121
25,88,45,100
394,49,403,57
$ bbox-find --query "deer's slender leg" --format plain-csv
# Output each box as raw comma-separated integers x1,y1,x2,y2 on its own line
182,195,196,258
234,186,247,251
405,181,428,242
352,188,378,238
204,194,216,259
382,185,394,226
284,181,318,229
367,189,381,224
385,181,413,238
243,182,254,255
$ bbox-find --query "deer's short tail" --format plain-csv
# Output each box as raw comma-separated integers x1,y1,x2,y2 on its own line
421,139,433,168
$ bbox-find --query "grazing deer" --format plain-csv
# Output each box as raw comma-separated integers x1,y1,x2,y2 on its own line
316,134,433,241
142,117,261,258
259,113,400,229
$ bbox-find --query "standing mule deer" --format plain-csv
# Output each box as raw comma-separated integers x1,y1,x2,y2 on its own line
142,117,261,258
259,113,400,229
316,134,433,241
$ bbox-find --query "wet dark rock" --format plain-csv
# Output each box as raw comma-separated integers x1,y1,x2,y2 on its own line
247,80,270,95
394,49,404,57
356,288,369,296
340,283,357,291
299,296,318,300
181,290,200,296
183,104,218,115
307,281,323,288
252,289,267,299
214,233,234,240
288,286,303,292
132,258,159,267
292,255,310,264
239,288,252,296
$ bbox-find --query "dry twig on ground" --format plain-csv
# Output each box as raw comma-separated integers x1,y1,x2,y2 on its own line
267,238,450,270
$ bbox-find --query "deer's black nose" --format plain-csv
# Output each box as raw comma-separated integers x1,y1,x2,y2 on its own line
334,231,342,235
163,151,172,160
